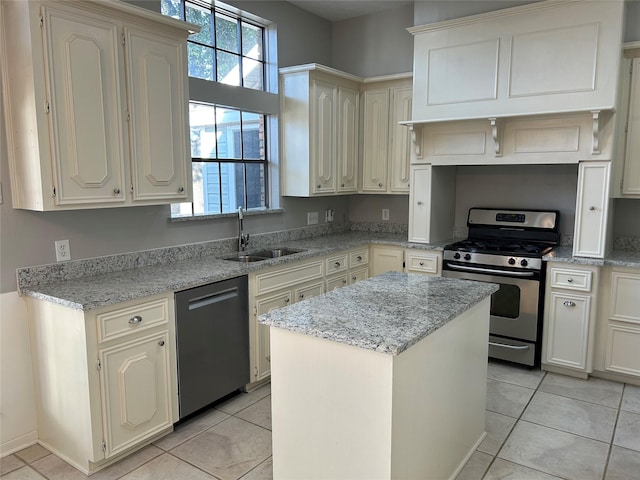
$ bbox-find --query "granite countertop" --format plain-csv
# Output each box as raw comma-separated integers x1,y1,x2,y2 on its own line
544,247,640,268
21,232,449,311
259,271,498,356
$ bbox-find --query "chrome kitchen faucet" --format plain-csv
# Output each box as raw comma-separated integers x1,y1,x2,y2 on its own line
238,207,250,252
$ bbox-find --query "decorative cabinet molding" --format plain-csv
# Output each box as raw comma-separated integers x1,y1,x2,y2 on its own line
361,79,413,194
0,0,195,210
408,0,624,123
542,264,600,376
26,293,177,475
280,64,361,197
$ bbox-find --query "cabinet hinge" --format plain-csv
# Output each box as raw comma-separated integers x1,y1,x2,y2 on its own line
254,366,258,378
44,101,50,114
126,112,130,122
39,14,43,27
122,33,126,46
97,359,101,371
253,306,257,316
51,185,56,197
129,184,134,194
101,440,106,453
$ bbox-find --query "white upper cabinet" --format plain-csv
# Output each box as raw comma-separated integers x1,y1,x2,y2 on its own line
280,64,360,197
361,77,413,194
0,0,195,210
408,1,624,123
614,53,640,197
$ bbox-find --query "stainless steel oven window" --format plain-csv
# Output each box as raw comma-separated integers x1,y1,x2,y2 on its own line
491,284,521,319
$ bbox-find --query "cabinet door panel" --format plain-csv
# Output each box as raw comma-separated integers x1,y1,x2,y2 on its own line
255,292,292,381
605,326,640,377
408,165,431,243
311,80,337,194
362,90,389,192
545,292,590,370
370,247,404,277
125,28,190,202
623,58,640,195
389,87,412,192
100,331,172,457
42,7,127,205
337,87,359,192
573,162,610,258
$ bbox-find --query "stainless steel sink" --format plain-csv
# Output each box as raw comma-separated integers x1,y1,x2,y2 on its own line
223,247,306,262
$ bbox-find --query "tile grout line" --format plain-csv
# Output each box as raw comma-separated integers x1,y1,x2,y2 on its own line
600,382,627,480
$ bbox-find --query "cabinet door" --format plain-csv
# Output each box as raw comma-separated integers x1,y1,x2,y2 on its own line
389,87,412,192
326,274,348,292
41,6,127,206
545,292,591,370
573,162,610,258
255,292,292,381
408,165,432,243
370,247,404,277
349,266,369,284
337,87,359,193
311,80,337,194
623,58,640,195
362,89,389,192
295,281,325,303
605,326,640,377
125,27,190,202
100,331,172,458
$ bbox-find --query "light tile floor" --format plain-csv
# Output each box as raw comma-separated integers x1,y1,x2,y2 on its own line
2,362,640,480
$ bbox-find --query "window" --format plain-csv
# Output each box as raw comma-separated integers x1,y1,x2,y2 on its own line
161,0,276,217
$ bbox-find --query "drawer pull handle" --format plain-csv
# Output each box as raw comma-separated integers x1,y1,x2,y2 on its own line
158,340,165,346
563,301,576,308
567,278,573,283
356,256,363,261
129,316,142,324
334,261,341,268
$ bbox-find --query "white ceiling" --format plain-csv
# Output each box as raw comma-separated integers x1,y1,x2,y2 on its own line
287,0,414,22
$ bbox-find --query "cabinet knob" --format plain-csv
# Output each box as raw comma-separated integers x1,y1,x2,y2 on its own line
352,275,357,281
567,278,573,283
299,293,305,299
417,201,423,206
113,188,121,195
129,315,142,324
334,261,341,268
341,183,345,187
284,297,290,303
356,255,363,261
589,206,596,211
419,261,424,266
342,279,347,284
317,184,321,188
563,300,576,308
378,183,383,187
178,186,184,193
158,340,165,346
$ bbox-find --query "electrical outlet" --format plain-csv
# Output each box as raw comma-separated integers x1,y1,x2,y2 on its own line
307,211,319,225
55,239,71,262
382,209,390,221
325,209,334,222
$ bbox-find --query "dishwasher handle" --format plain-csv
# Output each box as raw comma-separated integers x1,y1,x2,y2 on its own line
188,287,238,311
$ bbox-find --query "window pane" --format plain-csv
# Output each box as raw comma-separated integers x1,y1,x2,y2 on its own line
189,103,217,158
217,51,240,86
216,108,241,159
192,161,223,215
215,13,239,53
246,163,266,209
188,43,214,81
242,22,262,60
241,111,264,160
161,0,183,20
242,58,263,90
186,3,213,46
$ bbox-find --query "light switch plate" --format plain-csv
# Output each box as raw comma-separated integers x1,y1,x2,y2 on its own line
382,209,390,221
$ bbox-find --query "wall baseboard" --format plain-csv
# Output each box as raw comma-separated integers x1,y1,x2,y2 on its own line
0,431,38,457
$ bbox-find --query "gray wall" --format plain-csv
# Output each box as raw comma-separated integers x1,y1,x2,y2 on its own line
0,0,339,293
625,0,640,42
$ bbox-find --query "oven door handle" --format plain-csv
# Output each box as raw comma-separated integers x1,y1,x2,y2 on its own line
445,263,536,277
488,341,531,350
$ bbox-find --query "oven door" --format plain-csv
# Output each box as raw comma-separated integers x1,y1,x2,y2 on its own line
441,267,540,341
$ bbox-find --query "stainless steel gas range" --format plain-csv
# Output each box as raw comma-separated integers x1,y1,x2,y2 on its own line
442,208,560,366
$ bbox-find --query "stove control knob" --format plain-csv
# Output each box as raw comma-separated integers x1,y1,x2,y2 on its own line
464,253,471,261
508,258,516,265
453,252,461,260
520,259,529,267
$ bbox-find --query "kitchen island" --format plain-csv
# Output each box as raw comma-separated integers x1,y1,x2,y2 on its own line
260,272,498,480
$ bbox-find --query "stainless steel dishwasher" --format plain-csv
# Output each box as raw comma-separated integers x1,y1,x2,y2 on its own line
175,276,249,419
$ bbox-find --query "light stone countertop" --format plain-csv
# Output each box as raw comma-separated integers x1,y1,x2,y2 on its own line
259,271,499,355
544,247,640,268
21,232,449,311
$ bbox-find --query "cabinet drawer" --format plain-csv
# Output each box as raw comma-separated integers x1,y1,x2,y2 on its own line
97,297,170,344
255,260,324,296
349,249,369,268
405,251,440,274
550,267,593,292
349,266,369,284
295,281,325,303
326,253,349,274
326,273,348,292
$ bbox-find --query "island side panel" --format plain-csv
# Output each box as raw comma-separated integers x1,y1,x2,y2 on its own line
270,328,395,480
390,298,490,480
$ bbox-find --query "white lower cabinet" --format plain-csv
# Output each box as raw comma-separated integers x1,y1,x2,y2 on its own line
369,245,404,276
543,264,599,375
404,249,442,276
27,293,177,475
603,269,640,377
